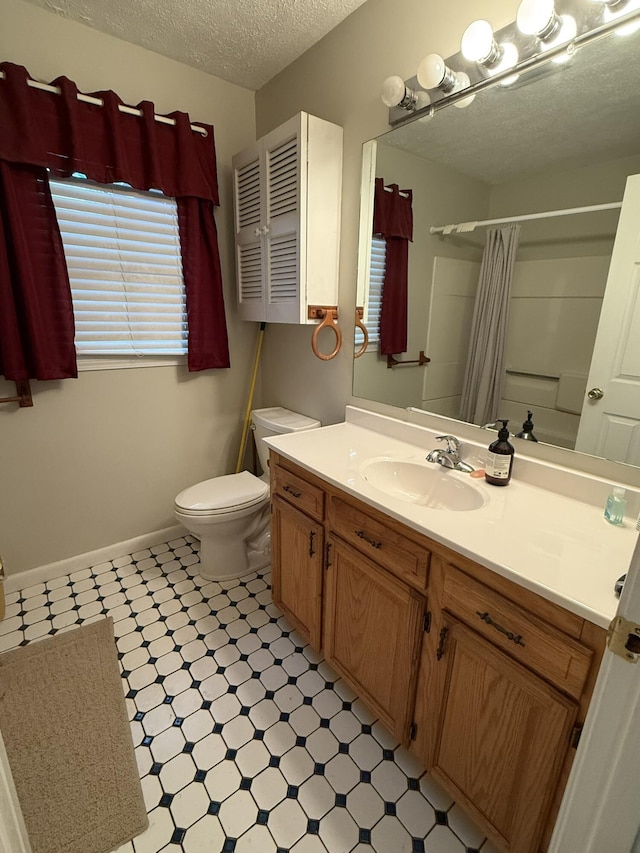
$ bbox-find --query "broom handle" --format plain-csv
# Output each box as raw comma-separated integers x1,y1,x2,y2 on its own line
235,323,266,474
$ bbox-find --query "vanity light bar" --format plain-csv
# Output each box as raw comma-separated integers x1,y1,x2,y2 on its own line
385,0,640,125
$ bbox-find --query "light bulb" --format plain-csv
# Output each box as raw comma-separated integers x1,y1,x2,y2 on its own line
417,54,458,93
381,76,432,112
498,45,520,86
380,76,431,112
490,42,519,78
381,75,407,108
461,20,502,65
546,15,577,60
415,91,432,111
517,0,561,39
452,72,476,109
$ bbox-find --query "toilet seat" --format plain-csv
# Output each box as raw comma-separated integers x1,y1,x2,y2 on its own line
175,471,269,516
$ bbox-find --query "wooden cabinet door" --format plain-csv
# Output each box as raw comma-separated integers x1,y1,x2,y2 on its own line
431,616,577,853
271,496,324,650
323,536,424,740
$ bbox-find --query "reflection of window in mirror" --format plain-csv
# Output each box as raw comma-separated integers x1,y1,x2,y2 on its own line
356,235,385,351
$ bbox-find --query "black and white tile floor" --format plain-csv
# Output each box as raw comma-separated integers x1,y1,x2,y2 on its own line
0,537,500,853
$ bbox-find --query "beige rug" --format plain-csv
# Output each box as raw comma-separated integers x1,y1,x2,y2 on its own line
0,617,148,853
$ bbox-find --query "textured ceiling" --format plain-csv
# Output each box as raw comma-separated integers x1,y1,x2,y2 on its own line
26,0,369,90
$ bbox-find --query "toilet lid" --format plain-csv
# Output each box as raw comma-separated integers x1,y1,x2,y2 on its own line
175,471,269,514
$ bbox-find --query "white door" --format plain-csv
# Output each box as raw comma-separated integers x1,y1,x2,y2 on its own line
575,173,640,465
549,533,640,853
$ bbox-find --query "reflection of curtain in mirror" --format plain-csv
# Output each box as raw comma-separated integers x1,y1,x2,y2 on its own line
373,178,413,355
460,225,521,426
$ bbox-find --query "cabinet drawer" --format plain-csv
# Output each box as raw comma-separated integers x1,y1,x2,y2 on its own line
272,464,325,522
328,496,429,590
442,565,593,699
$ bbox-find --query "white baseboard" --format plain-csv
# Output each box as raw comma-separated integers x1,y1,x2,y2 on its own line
5,525,187,594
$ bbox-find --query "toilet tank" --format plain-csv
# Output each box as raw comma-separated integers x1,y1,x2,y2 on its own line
251,407,321,476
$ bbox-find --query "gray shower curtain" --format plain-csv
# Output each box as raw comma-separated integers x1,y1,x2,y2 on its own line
459,224,521,426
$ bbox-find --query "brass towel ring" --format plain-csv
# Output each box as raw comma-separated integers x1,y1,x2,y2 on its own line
354,307,369,358
309,306,342,361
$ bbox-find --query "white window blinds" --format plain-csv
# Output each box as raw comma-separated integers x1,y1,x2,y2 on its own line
356,235,386,349
49,177,187,357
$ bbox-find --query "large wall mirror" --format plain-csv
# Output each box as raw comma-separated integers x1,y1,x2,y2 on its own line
353,22,640,470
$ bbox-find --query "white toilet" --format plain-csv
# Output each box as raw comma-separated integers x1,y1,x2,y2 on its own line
174,407,320,581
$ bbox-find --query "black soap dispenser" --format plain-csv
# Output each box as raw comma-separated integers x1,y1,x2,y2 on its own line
515,411,538,442
485,419,515,486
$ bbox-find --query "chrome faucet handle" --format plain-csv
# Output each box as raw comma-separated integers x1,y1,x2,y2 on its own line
435,434,461,453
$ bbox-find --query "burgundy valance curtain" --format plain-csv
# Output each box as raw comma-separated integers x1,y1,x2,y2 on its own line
373,178,413,356
0,61,229,380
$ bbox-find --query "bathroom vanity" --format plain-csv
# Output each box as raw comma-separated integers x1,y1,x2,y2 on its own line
265,408,637,853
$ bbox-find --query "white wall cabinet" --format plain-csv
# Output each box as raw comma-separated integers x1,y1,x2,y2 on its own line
232,112,343,324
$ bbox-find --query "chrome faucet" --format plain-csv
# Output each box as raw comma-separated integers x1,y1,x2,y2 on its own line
426,434,475,473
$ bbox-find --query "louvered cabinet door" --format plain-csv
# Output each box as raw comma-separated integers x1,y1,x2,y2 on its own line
231,113,342,325
263,115,303,324
233,145,266,322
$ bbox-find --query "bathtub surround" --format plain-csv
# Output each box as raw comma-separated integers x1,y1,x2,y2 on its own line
0,537,498,853
0,618,147,853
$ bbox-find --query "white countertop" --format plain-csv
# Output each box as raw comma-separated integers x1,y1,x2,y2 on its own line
265,412,638,629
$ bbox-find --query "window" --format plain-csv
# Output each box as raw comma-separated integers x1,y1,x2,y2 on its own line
355,235,386,350
49,177,187,367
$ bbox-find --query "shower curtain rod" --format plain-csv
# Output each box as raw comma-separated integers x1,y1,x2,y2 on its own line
430,201,622,236
0,70,208,136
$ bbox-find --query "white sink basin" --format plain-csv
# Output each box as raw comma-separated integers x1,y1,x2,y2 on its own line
360,458,485,512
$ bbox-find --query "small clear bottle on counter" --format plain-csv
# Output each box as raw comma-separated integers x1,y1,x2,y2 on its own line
604,486,626,525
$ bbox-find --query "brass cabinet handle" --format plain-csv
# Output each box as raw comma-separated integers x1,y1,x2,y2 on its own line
283,484,302,499
355,530,382,549
309,530,316,558
476,611,525,647
436,626,449,660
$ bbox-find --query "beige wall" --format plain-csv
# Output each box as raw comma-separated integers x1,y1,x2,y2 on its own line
0,0,257,575
255,0,520,425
